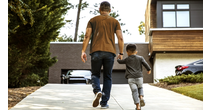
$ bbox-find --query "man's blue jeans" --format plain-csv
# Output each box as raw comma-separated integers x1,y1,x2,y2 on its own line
91,51,115,106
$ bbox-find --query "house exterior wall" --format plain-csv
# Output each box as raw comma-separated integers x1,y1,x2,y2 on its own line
49,42,153,83
145,0,203,83
153,53,203,82
150,30,203,55
145,0,203,42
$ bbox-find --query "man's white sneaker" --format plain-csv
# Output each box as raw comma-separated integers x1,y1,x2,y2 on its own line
92,92,102,107
101,104,109,109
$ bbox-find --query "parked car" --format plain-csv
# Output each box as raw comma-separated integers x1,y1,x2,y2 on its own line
175,59,203,76
61,70,91,84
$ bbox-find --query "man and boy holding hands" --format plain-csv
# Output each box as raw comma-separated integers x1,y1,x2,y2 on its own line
81,1,151,110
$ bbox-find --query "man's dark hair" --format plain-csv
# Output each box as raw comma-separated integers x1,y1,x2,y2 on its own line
126,44,137,53
100,1,110,12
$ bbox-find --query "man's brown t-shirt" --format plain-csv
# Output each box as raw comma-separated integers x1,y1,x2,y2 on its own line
86,15,121,55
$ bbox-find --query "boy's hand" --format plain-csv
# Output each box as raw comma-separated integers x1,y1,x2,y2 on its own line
117,54,123,60
147,70,151,74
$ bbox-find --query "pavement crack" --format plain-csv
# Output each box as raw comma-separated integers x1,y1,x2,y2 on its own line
111,94,124,110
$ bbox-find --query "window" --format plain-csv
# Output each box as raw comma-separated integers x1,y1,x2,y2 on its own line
163,11,175,27
163,4,175,9
177,11,190,27
162,4,190,27
177,4,189,9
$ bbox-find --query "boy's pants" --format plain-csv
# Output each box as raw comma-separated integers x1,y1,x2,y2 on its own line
128,77,144,104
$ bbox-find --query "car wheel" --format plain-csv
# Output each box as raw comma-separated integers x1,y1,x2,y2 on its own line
194,71,203,75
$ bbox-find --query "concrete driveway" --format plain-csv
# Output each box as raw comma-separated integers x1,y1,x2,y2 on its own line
10,84,203,110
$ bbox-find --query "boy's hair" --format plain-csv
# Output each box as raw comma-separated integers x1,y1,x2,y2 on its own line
126,44,137,53
100,1,110,12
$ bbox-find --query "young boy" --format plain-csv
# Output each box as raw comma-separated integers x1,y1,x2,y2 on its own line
117,43,151,110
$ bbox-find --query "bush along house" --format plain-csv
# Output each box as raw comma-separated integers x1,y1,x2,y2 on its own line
145,0,203,82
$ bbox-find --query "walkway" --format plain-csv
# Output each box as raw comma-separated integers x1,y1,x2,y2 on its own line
10,84,203,110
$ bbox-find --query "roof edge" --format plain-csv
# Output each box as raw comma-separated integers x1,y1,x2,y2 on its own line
50,42,149,44
149,28,203,36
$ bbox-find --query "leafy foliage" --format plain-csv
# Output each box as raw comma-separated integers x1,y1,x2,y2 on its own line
76,1,89,10
55,34,73,42
8,0,72,87
156,73,203,85
57,2,131,42
77,32,85,42
138,21,145,35
8,0,34,34
89,3,131,35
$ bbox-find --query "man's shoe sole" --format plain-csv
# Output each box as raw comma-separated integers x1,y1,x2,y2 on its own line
92,92,102,107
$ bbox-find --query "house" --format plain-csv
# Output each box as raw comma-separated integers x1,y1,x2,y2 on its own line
145,0,203,82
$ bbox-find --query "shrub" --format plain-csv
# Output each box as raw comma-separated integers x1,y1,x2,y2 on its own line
158,73,203,85
19,70,48,87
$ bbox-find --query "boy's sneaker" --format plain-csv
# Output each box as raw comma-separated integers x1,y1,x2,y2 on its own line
101,104,109,109
92,92,102,107
140,98,145,107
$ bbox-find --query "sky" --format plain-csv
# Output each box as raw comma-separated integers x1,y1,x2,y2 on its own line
59,0,148,43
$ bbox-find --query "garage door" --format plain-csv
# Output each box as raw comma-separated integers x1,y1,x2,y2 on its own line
100,70,127,84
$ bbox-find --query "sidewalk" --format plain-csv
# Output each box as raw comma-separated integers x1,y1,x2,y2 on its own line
10,84,203,110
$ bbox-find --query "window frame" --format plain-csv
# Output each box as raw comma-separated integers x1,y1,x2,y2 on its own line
161,3,191,28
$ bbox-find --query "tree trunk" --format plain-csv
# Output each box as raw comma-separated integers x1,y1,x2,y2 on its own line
74,0,82,42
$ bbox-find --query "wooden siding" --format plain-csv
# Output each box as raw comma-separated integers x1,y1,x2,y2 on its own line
145,0,156,42
150,30,203,54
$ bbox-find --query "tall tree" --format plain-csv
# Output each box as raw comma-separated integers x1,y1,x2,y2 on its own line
74,0,88,42
8,0,72,87
74,0,82,42
57,2,130,43
90,3,131,35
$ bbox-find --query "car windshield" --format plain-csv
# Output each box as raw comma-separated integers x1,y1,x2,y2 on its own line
68,70,91,76
187,59,203,65
196,61,203,64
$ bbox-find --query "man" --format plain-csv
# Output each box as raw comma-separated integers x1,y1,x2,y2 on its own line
81,1,124,109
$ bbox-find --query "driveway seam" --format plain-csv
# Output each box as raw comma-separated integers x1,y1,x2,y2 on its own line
111,94,124,110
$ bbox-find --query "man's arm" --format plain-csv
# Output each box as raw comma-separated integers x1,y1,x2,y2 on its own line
81,28,92,63
116,30,124,60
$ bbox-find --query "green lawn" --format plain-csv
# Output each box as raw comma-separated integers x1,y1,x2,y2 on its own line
171,84,203,101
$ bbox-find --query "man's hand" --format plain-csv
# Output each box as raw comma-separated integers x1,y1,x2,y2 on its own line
147,70,151,74
81,51,87,63
117,54,123,60
81,28,91,63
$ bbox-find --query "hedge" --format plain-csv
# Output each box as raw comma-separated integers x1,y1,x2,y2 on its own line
156,73,203,85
